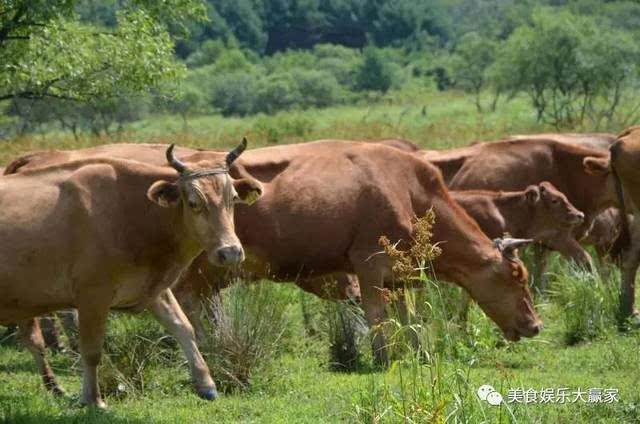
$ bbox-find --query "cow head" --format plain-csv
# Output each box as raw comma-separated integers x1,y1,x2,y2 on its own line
526,181,584,226
147,139,263,267
469,238,543,341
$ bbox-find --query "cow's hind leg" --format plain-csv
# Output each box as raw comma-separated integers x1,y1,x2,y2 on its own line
17,318,65,396
354,265,391,367
620,218,640,324
40,315,66,352
150,289,217,400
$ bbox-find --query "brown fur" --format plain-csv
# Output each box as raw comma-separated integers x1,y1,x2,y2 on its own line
8,140,543,364
609,127,640,319
0,147,262,406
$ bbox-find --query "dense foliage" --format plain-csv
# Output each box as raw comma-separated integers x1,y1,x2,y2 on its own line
2,0,640,137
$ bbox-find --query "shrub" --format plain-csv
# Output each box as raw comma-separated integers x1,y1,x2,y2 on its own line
253,72,302,114
200,281,291,393
354,47,393,93
210,72,256,116
291,70,342,109
324,300,367,372
550,265,619,345
99,314,178,400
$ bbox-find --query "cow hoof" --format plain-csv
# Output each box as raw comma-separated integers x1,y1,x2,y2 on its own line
197,388,218,401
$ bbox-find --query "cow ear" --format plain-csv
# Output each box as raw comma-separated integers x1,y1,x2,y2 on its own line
525,186,540,204
147,180,180,208
233,178,263,205
584,156,609,175
494,238,534,260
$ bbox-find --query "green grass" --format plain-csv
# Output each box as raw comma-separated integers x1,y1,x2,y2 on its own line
1,258,639,423
0,88,576,166
1,91,639,423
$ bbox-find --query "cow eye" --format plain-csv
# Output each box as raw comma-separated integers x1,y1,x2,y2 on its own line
188,198,202,211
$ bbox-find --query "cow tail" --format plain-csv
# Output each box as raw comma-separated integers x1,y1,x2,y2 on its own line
609,140,631,260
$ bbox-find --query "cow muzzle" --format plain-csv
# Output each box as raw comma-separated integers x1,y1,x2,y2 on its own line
210,245,245,267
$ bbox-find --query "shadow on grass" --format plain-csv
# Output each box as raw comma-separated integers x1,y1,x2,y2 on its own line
0,351,77,377
0,395,155,424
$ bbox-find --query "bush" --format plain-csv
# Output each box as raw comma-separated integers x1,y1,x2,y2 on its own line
291,70,342,109
99,314,178,400
354,47,393,93
550,265,620,345
210,72,256,116
201,281,291,393
324,301,366,372
253,72,302,114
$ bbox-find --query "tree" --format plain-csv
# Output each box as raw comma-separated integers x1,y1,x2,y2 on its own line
0,0,206,102
450,32,497,112
490,8,640,128
355,47,393,93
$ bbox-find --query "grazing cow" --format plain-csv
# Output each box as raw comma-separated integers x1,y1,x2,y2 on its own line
7,141,542,365
609,126,640,322
0,142,262,407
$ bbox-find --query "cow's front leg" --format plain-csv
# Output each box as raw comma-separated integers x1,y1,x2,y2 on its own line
17,318,65,396
532,243,551,293
149,289,218,400
549,237,594,272
77,297,110,408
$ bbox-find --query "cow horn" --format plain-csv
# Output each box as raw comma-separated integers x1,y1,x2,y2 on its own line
226,137,247,168
166,144,187,174
494,238,533,260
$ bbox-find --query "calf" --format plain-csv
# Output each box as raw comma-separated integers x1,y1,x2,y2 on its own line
451,182,589,270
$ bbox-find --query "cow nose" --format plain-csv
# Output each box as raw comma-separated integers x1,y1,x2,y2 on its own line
216,245,244,266
528,322,543,337
573,211,585,223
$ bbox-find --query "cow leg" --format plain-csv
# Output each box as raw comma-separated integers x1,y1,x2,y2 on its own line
59,310,79,351
620,219,640,322
17,318,65,396
549,238,594,272
532,244,551,293
77,300,109,408
40,315,66,352
355,270,390,367
149,289,218,400
174,287,208,345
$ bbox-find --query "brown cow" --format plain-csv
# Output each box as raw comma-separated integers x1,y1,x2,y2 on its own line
0,142,262,407
422,138,615,238
510,133,617,151
610,126,640,323
7,140,542,365
451,182,588,267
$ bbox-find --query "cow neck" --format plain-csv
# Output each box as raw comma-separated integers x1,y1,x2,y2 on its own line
426,197,501,291
491,192,533,238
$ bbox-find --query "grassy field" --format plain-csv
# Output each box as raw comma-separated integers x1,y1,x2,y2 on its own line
0,90,639,423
